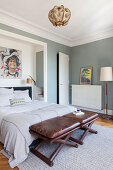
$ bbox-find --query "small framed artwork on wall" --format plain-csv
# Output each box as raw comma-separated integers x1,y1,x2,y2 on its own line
80,67,92,85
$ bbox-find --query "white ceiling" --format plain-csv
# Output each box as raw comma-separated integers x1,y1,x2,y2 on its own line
0,0,113,46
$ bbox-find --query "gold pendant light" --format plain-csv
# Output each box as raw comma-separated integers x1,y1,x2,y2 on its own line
48,5,71,26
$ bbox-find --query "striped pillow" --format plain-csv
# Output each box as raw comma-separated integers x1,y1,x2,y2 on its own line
10,98,25,106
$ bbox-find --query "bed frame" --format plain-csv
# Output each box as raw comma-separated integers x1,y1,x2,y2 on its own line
0,86,32,99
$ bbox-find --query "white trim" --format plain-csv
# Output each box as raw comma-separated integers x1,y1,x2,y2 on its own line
70,28,113,47
0,29,46,46
0,10,71,47
43,45,47,102
1,10,113,47
0,29,47,102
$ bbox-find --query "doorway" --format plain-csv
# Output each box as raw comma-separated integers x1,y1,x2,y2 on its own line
0,29,47,101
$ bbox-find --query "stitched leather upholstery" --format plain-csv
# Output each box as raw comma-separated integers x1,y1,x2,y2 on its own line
30,116,80,139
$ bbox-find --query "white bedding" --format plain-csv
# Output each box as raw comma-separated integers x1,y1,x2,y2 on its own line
0,100,77,168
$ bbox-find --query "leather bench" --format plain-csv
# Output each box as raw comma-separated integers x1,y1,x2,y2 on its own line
63,111,99,145
30,116,80,139
30,116,80,166
29,111,99,166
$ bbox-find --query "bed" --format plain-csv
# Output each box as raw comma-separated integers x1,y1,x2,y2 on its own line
0,86,77,168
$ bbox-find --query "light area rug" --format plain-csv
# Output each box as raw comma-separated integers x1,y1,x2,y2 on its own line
1,124,113,170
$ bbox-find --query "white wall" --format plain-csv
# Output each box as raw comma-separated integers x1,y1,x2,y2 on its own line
0,34,36,87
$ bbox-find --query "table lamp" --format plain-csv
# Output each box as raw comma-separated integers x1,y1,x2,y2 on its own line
27,75,36,86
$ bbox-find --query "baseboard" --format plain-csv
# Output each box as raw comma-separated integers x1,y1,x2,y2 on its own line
103,109,113,116
71,105,113,116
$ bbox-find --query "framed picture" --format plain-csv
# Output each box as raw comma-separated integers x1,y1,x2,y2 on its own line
0,47,22,79
80,67,92,85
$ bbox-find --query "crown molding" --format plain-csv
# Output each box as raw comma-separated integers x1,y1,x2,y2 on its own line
0,10,113,47
0,10,72,46
70,28,113,47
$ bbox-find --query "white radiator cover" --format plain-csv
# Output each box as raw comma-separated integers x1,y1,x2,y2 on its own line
72,85,102,110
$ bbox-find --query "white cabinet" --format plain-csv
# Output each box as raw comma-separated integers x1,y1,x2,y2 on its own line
72,85,102,110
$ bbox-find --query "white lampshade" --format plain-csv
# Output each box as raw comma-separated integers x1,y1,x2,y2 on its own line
100,67,113,81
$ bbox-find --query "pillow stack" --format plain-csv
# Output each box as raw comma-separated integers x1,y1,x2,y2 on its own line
0,88,32,107
0,88,14,107
14,90,31,103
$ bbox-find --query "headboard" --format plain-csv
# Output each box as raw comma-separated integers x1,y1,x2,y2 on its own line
0,86,32,99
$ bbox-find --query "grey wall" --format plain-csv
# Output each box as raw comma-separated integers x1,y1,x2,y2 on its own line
70,37,113,110
0,23,71,103
1,23,113,109
36,51,44,87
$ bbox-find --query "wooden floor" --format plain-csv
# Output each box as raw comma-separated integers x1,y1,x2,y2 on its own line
94,117,113,128
0,116,113,170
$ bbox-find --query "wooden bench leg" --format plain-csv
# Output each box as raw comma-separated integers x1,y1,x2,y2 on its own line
56,139,78,148
69,121,98,145
69,137,83,145
49,132,76,162
34,139,43,150
56,132,78,148
49,143,64,163
81,126,98,134
78,122,93,144
31,147,54,166
30,132,77,166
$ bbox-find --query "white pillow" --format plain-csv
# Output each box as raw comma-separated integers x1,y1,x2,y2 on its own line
14,90,32,103
0,88,13,94
0,94,14,106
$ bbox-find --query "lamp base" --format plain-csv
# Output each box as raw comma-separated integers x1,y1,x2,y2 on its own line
101,114,113,120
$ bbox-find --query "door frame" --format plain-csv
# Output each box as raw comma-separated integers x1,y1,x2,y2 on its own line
57,52,69,104
57,53,59,104
0,29,47,101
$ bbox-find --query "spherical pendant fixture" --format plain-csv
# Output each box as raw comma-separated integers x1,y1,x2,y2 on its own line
48,5,71,26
